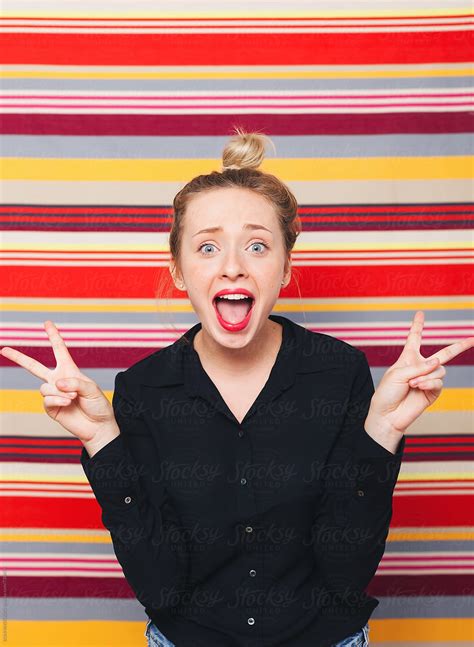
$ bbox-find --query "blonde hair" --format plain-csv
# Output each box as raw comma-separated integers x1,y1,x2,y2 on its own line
169,126,302,270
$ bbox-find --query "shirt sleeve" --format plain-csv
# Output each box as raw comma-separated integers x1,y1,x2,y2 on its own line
311,350,405,611
80,370,190,611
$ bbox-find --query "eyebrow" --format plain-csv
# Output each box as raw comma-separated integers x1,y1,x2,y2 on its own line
192,223,273,237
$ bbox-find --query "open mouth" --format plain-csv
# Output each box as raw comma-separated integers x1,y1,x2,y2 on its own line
213,295,255,325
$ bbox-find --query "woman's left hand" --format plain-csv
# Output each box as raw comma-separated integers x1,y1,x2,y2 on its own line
367,310,474,436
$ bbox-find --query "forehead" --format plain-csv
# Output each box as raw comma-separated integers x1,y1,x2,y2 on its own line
184,187,277,226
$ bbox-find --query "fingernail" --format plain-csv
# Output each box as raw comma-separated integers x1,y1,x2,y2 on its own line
427,358,438,365
57,380,67,387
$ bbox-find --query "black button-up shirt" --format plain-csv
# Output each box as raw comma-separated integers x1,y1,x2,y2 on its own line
81,314,405,647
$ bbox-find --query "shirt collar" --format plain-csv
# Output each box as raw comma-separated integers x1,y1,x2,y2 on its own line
138,314,313,391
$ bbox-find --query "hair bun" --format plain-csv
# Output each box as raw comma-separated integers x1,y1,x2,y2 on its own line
222,126,276,172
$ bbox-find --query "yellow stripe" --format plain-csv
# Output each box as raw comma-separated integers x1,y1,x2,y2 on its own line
3,156,472,182
2,68,472,79
2,299,473,312
389,529,474,540
5,617,472,646
398,473,474,482
1,388,471,413
0,532,110,542
2,529,471,542
370,618,474,642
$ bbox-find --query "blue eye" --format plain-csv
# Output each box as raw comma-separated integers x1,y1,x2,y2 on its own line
250,242,268,253
198,241,269,255
198,243,216,255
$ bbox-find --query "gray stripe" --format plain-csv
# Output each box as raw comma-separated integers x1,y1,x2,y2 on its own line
3,178,472,204
2,538,470,553
371,596,474,619
2,365,473,390
6,597,145,621
2,310,471,324
3,134,472,159
5,595,472,620
0,541,114,554
2,76,472,91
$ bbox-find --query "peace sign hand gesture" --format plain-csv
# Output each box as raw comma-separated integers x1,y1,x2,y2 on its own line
1,321,119,445
367,310,474,437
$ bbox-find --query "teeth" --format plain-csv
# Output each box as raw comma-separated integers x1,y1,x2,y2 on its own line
216,294,251,300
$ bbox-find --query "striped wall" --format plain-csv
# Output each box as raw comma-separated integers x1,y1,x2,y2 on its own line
1,2,473,645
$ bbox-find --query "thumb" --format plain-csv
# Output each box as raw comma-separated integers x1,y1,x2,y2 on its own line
56,377,102,399
395,357,440,382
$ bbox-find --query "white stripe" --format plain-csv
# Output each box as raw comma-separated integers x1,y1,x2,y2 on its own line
4,88,470,96
2,63,472,73
1,259,471,267
3,229,471,248
1,26,473,33
1,251,471,261
1,18,473,26
2,106,468,115
2,0,472,17
394,490,474,496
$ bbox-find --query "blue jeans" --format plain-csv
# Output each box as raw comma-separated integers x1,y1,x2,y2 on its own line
144,618,369,646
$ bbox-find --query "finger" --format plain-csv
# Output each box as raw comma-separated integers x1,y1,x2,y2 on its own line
40,382,77,399
0,346,50,381
409,365,446,386
425,336,474,366
395,356,441,382
412,378,443,391
55,377,101,399
44,395,73,408
44,320,76,368
404,310,424,351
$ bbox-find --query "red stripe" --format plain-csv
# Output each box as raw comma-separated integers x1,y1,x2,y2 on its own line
2,112,471,136
392,495,474,526
1,206,472,214
1,264,470,298
1,215,472,225
406,445,474,453
1,343,471,369
1,493,471,528
1,32,471,65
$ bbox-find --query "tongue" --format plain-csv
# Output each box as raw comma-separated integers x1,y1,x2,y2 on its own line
216,298,251,324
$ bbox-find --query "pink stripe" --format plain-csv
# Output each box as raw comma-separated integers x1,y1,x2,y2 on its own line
1,101,472,109
5,567,122,572
2,93,473,100
1,334,470,342
1,326,471,333
3,557,116,563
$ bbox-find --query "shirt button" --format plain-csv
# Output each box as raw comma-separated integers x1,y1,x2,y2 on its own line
238,430,244,438
357,490,365,497
124,496,132,504
245,526,253,533
240,478,247,485
249,569,256,577
247,617,255,625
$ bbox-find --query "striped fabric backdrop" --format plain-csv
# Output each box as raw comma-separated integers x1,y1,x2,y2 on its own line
1,1,473,645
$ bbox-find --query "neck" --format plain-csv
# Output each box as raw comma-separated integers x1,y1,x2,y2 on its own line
193,318,282,376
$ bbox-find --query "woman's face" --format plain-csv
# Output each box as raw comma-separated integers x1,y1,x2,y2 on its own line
170,187,290,348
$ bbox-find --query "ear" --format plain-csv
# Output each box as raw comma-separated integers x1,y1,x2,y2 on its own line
169,262,186,291
281,254,292,287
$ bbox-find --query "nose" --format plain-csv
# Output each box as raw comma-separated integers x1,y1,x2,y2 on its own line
219,244,248,280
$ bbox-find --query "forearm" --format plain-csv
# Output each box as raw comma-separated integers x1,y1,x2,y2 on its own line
363,410,405,455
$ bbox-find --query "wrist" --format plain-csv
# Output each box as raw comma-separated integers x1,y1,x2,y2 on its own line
82,424,120,459
364,411,405,455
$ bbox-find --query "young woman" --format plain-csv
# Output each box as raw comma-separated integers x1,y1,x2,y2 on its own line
2,129,472,647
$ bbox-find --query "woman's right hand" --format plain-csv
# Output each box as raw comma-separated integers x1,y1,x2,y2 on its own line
1,320,119,444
